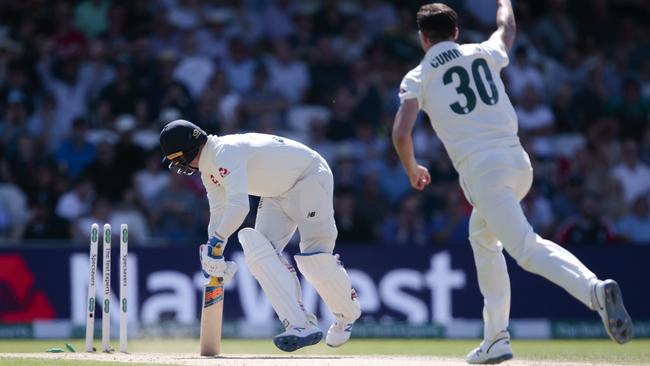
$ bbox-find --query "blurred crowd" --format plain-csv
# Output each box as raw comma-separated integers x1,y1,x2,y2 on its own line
0,0,648,246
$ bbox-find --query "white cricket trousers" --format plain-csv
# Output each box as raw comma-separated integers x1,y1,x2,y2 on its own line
458,145,598,340
255,155,338,254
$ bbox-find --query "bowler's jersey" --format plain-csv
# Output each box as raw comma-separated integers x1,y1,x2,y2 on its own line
399,38,519,168
198,133,318,238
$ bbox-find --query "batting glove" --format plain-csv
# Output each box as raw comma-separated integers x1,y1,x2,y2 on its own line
199,237,238,283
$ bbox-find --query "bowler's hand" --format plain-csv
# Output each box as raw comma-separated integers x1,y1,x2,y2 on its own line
408,164,431,191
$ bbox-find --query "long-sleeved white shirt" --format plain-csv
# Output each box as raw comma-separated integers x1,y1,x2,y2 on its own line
198,133,318,239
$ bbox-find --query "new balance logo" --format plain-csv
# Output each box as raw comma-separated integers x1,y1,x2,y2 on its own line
307,211,316,218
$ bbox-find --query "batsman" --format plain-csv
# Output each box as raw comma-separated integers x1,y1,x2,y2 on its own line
159,120,361,352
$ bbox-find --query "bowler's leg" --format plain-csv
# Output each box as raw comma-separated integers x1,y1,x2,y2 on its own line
468,209,511,341
471,169,632,344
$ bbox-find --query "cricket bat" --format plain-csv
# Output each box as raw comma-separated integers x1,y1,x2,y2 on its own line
199,244,224,356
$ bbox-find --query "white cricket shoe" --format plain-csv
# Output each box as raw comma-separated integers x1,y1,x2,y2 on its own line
592,279,633,344
273,323,323,352
325,316,355,347
466,331,513,364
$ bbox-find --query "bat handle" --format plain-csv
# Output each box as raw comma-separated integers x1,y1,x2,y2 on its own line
211,244,224,284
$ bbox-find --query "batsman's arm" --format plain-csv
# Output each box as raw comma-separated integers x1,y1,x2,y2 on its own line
491,0,516,52
392,99,431,191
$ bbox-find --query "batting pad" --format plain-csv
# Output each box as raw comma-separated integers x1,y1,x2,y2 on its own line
237,228,311,328
294,252,361,321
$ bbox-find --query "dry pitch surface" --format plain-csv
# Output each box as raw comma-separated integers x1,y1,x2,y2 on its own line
0,352,634,366
1,339,649,366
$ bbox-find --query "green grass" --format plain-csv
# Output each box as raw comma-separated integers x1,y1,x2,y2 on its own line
1,338,649,365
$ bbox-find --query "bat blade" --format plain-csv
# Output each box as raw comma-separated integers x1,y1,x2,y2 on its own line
199,245,224,356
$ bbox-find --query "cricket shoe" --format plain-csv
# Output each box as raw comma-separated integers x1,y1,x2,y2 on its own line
273,323,323,352
325,315,355,347
592,279,633,344
466,331,513,364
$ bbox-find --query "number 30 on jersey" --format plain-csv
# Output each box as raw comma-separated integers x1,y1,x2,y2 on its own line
443,58,499,114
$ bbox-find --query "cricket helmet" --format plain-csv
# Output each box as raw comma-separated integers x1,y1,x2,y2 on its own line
159,120,207,175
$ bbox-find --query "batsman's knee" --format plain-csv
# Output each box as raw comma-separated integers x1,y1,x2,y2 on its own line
238,227,276,264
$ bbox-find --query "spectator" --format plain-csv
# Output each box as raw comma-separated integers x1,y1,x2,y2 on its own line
37,58,90,136
555,193,616,245
616,195,650,244
51,3,88,59
306,117,336,164
522,185,555,237
223,38,256,94
78,40,116,102
0,91,30,155
85,141,128,202
150,173,201,242
361,0,398,36
326,86,357,141
357,171,389,240
516,84,555,157
0,0,647,246
334,188,374,242
331,16,370,63
130,37,156,95
572,65,608,127
98,61,141,120
23,201,70,240
0,182,29,239
610,139,650,204
531,0,577,58
74,197,112,241
377,149,411,206
263,0,295,41
195,9,233,59
241,65,287,130
28,93,65,152
332,144,359,189
430,191,470,245
382,194,429,246
134,151,170,211
0,64,35,115
504,46,545,102
111,189,150,244
74,0,110,39
197,71,240,134
173,31,215,99
6,136,48,198
314,1,345,36
113,115,146,179
308,37,349,104
266,39,309,104
55,118,96,179
640,128,650,165
55,178,94,222
607,78,649,140
164,0,201,30
350,122,385,175
289,12,317,60
148,10,181,56
148,51,195,120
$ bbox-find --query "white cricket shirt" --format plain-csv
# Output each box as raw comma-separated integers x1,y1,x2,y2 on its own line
399,38,520,169
198,133,318,238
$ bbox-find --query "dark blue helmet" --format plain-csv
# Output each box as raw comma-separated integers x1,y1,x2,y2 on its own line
159,120,207,175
